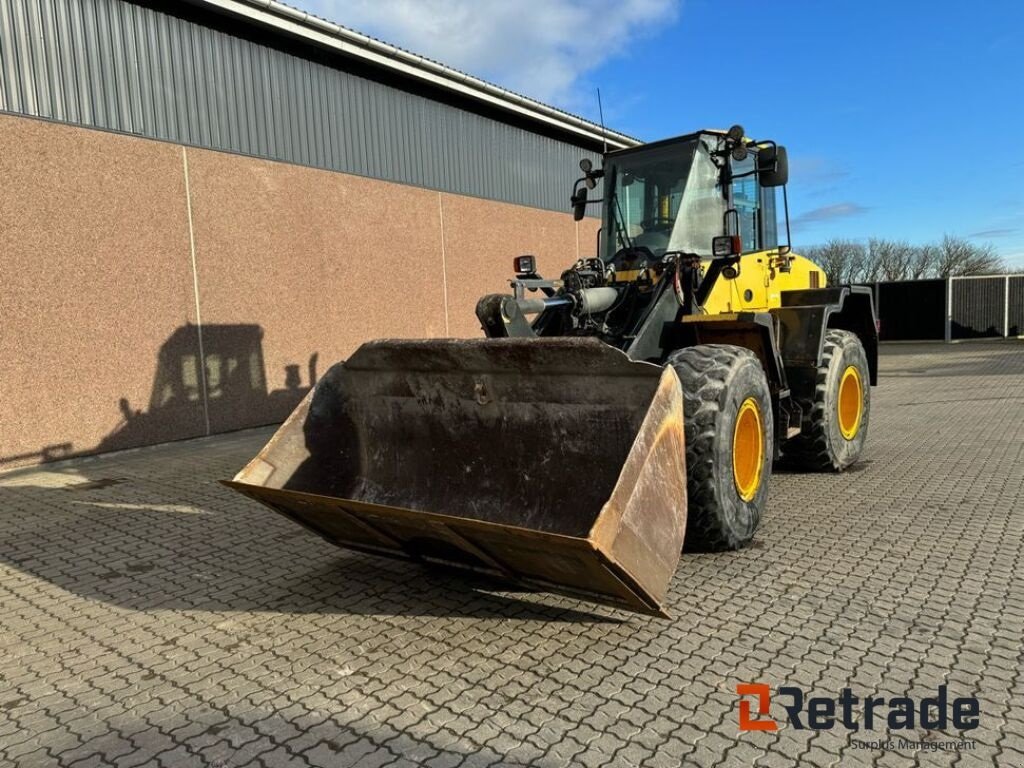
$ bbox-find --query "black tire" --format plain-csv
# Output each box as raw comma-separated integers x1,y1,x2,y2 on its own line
782,329,870,471
668,344,774,552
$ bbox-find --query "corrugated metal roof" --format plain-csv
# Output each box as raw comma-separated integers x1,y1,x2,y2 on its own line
187,0,640,150
0,0,608,213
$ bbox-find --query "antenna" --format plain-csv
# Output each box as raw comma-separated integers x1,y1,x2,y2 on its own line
596,88,607,154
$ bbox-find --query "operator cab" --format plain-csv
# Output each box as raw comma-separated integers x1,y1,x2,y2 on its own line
489,126,793,349
598,129,787,270
606,139,722,262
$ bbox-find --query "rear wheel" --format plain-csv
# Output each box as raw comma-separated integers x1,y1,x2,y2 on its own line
668,344,773,552
782,329,870,471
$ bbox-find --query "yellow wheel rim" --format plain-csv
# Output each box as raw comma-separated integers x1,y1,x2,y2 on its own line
733,397,764,502
837,366,863,440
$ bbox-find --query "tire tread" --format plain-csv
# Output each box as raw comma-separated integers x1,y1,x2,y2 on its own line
783,329,863,471
669,344,762,551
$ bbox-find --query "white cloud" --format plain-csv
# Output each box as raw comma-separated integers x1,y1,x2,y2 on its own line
791,203,870,227
294,0,678,106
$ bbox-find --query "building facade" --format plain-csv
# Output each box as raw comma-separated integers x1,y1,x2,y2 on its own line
0,0,636,468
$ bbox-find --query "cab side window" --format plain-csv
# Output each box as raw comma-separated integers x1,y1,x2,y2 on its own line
730,154,779,252
759,185,778,250
730,155,758,252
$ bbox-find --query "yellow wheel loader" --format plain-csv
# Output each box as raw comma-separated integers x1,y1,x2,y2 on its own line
225,125,878,617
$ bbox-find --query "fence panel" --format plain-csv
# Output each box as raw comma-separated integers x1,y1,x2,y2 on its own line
876,279,947,341
1009,276,1024,337
950,277,1007,339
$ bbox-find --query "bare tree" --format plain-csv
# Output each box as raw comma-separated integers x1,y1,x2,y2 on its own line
801,239,865,284
854,240,883,283
800,235,1005,282
908,244,938,279
935,235,1004,276
870,238,918,281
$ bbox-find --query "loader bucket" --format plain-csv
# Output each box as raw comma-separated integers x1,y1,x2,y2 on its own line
224,338,687,616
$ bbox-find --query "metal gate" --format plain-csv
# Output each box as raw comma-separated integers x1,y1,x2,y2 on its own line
873,275,1024,341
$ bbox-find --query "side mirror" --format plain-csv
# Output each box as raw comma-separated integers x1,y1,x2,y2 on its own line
571,187,588,221
758,145,788,187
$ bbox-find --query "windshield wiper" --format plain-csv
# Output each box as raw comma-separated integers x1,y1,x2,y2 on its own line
612,192,634,250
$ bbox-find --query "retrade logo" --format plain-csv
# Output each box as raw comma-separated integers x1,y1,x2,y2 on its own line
736,684,980,732
737,684,778,731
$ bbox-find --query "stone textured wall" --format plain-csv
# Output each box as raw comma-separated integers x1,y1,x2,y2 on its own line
0,115,599,468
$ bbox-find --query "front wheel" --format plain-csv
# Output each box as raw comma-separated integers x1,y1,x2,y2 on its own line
668,344,774,552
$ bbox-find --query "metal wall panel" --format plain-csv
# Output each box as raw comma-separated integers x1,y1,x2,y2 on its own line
0,0,601,213
1008,276,1024,337
951,277,1006,339
876,279,947,341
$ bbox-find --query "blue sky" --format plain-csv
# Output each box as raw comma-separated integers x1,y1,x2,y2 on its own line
298,0,1024,267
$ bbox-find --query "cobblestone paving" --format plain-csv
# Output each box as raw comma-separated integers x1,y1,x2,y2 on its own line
1,342,1022,768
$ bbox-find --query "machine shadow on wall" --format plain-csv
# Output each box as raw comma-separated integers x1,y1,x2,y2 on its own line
0,323,318,467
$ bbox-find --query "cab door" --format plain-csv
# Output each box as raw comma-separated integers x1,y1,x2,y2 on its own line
701,153,780,312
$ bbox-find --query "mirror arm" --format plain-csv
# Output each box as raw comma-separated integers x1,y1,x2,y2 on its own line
779,184,792,257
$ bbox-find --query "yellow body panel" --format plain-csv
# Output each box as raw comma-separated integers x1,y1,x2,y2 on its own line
701,252,825,313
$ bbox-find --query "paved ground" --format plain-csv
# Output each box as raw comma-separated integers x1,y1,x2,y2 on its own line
1,342,1022,768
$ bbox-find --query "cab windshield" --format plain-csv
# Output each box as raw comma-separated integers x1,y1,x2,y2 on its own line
603,137,726,261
